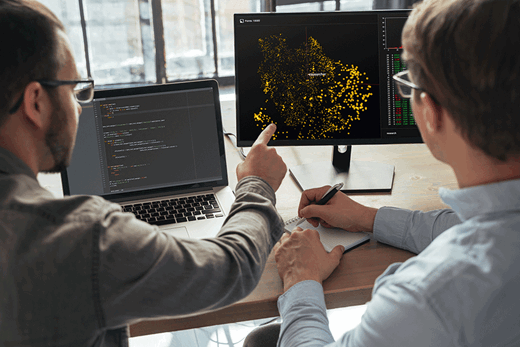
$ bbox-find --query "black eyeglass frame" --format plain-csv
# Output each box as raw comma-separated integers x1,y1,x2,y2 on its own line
8,78,95,114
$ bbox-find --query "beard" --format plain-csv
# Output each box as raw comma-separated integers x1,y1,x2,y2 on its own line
41,94,74,173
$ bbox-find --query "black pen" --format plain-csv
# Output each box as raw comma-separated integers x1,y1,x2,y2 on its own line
315,182,344,205
296,182,344,226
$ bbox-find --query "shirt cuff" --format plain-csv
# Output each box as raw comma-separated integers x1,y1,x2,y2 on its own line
277,281,335,346
278,280,327,317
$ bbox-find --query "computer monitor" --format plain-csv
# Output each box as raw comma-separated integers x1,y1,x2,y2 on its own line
234,10,419,192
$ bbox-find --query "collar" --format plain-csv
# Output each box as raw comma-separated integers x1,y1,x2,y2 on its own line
0,147,37,179
439,179,520,221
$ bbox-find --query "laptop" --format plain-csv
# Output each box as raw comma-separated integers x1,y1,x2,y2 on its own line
61,79,235,239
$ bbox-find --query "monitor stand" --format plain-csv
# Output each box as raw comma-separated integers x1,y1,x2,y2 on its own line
289,145,395,193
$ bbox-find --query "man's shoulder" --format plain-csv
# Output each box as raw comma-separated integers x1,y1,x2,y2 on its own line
1,172,120,225
419,216,520,280
386,217,520,316
372,225,520,343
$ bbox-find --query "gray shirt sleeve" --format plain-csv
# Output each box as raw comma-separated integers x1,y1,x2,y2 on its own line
97,176,284,327
373,207,462,254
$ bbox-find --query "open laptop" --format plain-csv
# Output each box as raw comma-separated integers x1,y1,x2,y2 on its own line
61,79,235,239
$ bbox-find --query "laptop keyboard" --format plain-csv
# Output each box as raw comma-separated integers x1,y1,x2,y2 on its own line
121,193,223,226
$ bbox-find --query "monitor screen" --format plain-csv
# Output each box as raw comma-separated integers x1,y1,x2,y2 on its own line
234,10,420,147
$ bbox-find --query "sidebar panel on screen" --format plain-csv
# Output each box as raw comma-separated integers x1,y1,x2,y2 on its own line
379,13,417,139
65,103,106,196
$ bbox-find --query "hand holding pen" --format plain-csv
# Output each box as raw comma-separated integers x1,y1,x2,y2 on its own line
297,182,378,233
314,182,344,205
296,183,344,226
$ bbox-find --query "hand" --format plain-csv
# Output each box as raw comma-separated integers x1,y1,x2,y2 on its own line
274,227,344,292
236,124,287,192
298,185,378,233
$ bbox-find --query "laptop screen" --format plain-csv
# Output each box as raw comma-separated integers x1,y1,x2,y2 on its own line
61,80,228,201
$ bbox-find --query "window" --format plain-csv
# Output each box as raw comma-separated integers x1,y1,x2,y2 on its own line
37,0,260,87
36,0,374,88
275,0,371,12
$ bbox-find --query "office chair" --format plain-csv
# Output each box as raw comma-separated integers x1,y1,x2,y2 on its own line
243,323,281,347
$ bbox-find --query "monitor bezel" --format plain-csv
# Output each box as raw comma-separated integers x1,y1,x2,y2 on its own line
234,9,422,147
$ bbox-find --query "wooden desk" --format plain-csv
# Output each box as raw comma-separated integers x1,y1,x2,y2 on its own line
129,97,458,337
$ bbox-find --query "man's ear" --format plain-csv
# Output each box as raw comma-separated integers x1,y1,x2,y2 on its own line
420,92,443,134
21,81,51,130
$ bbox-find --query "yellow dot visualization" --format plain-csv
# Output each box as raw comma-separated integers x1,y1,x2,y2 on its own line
256,34,373,140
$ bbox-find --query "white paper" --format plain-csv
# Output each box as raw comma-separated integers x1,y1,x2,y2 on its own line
284,217,370,252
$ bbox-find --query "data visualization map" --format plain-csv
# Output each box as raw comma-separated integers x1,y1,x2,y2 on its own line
235,11,421,146
235,21,380,143
255,34,373,140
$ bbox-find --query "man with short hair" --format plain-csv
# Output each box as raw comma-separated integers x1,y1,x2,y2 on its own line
271,0,520,346
0,1,287,346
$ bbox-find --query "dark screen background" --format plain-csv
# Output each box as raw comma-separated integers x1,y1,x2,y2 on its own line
235,14,380,144
64,86,224,197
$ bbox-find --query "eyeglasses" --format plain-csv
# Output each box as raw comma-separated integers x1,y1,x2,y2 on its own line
392,70,440,105
8,78,95,114
392,70,423,98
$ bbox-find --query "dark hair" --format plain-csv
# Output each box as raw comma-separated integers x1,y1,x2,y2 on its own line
0,0,65,124
403,0,520,161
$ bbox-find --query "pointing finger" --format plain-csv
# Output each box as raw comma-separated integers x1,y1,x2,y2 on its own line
253,123,276,146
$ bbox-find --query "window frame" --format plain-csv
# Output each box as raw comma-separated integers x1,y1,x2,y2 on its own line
74,0,353,89
76,0,246,89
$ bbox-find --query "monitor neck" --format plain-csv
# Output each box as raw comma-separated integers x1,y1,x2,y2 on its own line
332,145,352,172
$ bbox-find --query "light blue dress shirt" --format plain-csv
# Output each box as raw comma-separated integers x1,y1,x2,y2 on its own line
277,179,520,347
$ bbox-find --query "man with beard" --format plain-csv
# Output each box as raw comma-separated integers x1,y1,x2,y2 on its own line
0,1,287,346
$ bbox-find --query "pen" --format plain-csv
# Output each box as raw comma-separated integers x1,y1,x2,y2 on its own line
315,182,344,205
296,182,344,226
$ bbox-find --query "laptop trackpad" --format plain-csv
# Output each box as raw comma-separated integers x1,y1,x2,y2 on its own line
160,226,189,238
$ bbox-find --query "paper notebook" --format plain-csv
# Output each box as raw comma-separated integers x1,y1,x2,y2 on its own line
284,217,370,253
